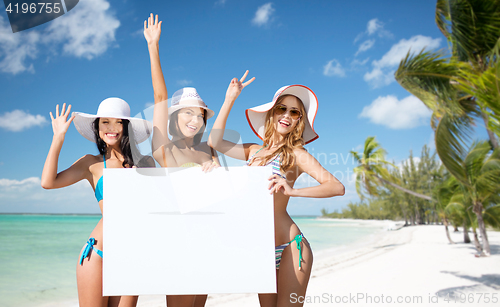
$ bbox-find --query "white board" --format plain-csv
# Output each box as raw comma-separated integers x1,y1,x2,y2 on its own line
103,166,276,295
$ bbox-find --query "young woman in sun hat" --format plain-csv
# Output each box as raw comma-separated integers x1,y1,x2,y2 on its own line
145,13,218,173
209,72,345,307
41,98,153,307
144,13,218,307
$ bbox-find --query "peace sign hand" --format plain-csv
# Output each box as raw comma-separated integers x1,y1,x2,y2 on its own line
50,103,75,137
144,13,162,44
225,70,255,102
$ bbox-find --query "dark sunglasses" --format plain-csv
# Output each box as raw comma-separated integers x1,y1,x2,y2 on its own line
274,105,302,120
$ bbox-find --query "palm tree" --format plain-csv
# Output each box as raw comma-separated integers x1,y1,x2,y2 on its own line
395,0,500,180
435,173,457,244
438,147,500,252
443,176,472,243
351,136,435,202
456,141,500,256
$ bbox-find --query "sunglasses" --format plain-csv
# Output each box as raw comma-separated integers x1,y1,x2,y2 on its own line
274,105,302,120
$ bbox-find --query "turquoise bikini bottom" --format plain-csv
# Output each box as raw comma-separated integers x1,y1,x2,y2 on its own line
79,237,103,265
275,233,304,270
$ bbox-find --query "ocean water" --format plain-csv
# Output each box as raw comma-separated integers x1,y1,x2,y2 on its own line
0,215,99,307
0,215,385,307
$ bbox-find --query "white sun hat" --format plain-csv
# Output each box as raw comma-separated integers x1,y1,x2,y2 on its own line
73,97,153,143
245,85,319,144
168,87,215,119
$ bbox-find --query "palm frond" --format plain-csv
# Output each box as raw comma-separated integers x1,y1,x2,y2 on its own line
436,0,452,39
395,50,465,116
435,113,474,183
446,0,500,63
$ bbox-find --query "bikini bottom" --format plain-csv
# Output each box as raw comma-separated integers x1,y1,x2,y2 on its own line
79,237,103,265
275,233,304,270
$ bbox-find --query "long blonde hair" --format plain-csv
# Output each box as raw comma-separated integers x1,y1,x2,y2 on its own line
252,95,306,174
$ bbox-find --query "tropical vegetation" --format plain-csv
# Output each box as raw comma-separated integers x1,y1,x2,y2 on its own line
323,0,500,256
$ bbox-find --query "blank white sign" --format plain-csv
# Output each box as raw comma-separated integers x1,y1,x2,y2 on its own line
103,166,276,295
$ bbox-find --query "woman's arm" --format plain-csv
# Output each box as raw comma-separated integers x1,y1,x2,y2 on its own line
208,71,255,161
269,148,345,198
144,13,170,165
41,104,90,189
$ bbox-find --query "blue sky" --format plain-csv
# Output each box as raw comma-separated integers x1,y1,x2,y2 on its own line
0,0,462,215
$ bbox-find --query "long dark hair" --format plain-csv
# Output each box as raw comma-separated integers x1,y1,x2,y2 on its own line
93,118,134,168
168,109,207,146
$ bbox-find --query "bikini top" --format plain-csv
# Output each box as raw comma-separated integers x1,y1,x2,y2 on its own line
94,156,106,202
246,146,286,179
180,162,201,167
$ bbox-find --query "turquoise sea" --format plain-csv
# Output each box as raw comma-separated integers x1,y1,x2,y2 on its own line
0,215,385,307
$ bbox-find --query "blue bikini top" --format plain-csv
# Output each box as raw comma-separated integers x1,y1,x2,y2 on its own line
94,156,106,202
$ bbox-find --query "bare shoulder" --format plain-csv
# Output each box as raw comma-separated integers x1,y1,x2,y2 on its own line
76,154,101,167
83,154,104,172
245,143,261,152
293,147,312,160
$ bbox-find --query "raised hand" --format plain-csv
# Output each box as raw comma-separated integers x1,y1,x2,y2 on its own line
225,70,255,102
49,103,74,137
144,13,162,44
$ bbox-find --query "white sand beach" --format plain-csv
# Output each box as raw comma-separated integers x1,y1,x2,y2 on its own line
135,223,500,307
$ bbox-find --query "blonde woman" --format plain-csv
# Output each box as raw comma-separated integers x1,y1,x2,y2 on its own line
209,72,345,307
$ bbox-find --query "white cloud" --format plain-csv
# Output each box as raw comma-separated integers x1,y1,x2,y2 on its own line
0,17,40,74
354,18,392,43
359,95,432,129
44,0,120,60
367,19,382,35
351,58,369,67
144,102,154,108
0,178,98,213
0,0,119,75
367,18,393,38
0,110,48,132
375,35,441,67
177,79,193,86
364,35,441,88
323,59,346,77
252,3,274,27
0,177,40,190
215,0,227,6
355,39,375,56
363,67,394,88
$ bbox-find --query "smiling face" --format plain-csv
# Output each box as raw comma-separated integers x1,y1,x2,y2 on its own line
98,117,124,147
272,95,304,136
175,107,206,139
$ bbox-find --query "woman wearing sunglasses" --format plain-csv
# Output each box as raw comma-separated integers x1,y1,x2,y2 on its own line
209,72,345,307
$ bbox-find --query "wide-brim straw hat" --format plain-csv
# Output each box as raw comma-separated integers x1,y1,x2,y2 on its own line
73,97,153,143
167,87,215,119
245,85,319,144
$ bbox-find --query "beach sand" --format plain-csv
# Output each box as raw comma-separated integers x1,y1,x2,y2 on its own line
50,222,500,307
